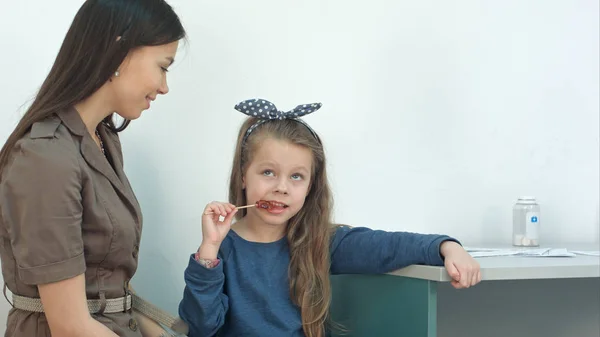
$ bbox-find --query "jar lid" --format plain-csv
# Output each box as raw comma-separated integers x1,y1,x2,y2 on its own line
517,196,537,202
517,196,537,205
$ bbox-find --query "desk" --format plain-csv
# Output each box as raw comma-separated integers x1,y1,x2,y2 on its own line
330,247,600,337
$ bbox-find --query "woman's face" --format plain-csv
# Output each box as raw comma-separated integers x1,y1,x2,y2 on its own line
109,40,179,120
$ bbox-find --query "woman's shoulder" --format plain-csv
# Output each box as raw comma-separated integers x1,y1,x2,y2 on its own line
5,115,81,182
16,114,79,155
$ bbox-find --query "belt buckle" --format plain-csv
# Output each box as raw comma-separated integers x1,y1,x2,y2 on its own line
123,280,133,314
124,289,132,313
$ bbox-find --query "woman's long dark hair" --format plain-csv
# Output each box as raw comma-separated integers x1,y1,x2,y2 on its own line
0,0,186,175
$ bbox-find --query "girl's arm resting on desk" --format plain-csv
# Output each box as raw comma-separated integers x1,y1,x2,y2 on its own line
179,252,229,337
330,226,481,288
38,274,118,337
330,225,459,274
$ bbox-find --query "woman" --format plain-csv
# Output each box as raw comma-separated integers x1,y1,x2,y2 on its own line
0,0,186,336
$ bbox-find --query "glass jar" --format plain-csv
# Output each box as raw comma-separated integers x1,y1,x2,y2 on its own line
512,196,540,247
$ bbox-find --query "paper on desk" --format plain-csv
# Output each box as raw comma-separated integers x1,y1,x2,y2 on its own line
570,251,600,257
465,247,576,258
518,248,576,257
466,250,519,258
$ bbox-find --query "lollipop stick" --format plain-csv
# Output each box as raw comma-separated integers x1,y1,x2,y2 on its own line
235,204,256,210
204,203,255,215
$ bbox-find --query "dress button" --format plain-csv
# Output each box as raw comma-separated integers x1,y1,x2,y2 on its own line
128,318,138,331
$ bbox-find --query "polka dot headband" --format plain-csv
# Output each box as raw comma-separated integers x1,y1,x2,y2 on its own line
234,98,322,145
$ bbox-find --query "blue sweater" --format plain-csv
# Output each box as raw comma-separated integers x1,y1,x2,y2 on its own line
178,226,457,337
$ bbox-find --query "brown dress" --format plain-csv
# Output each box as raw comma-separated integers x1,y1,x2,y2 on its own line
0,107,144,336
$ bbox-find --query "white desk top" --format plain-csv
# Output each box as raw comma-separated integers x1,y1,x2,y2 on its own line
387,244,600,282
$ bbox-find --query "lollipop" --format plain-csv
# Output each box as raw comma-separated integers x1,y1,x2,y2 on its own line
255,200,275,210
204,200,282,215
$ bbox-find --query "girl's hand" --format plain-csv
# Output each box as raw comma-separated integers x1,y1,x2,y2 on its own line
200,201,237,249
440,241,481,289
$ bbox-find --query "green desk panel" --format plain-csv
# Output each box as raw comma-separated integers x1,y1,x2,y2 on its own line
330,274,437,337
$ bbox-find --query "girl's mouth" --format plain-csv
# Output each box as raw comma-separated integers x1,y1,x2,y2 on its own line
256,200,289,213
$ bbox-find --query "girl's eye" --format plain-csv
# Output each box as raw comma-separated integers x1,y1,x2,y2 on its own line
263,170,274,177
291,174,303,181
161,66,169,73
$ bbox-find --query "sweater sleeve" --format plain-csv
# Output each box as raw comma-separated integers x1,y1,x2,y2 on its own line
330,226,460,275
178,254,229,337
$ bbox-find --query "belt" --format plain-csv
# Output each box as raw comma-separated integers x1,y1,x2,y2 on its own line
4,285,188,335
11,293,132,314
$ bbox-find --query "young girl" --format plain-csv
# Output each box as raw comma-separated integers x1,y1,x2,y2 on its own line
178,99,481,337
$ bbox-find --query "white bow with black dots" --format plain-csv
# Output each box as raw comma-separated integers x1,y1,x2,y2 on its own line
234,98,322,144
235,98,322,119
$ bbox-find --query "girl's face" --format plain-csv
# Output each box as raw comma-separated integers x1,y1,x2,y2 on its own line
109,41,179,120
243,138,313,228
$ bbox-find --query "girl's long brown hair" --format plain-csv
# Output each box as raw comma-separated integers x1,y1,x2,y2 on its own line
229,118,335,337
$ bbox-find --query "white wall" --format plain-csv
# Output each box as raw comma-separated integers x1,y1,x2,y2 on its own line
1,0,598,329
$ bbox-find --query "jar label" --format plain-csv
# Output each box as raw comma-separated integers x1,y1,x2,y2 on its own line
525,211,540,239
